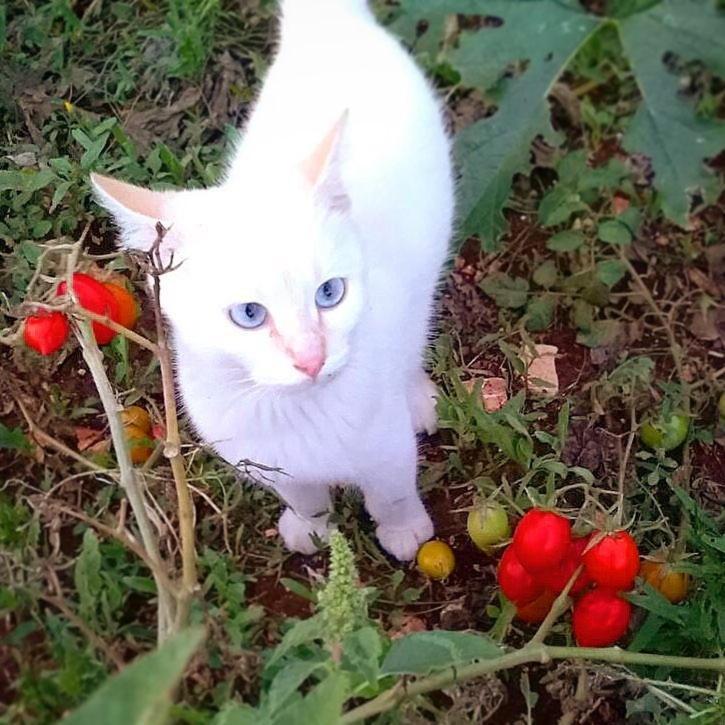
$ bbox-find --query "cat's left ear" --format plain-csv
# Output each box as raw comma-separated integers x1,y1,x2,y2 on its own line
90,173,180,255
299,110,350,212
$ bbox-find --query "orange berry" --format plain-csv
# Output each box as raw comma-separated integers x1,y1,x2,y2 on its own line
104,282,140,330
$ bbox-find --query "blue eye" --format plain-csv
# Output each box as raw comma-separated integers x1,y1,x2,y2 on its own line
315,278,346,309
229,302,267,329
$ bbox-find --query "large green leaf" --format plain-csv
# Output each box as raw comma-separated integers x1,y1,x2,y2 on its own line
62,627,204,725
390,0,725,247
619,0,725,227
380,631,502,676
391,1,600,250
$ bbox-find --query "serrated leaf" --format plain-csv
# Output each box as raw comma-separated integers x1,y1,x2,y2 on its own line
576,319,623,348
547,230,585,252
267,659,326,715
212,704,262,725
381,631,502,676
62,627,204,725
596,259,627,287
619,0,725,228
538,186,589,227
597,219,632,246
525,295,556,331
74,529,102,621
341,626,382,686
0,422,31,451
279,672,348,725
532,260,558,289
267,615,323,668
430,1,600,248
481,273,529,308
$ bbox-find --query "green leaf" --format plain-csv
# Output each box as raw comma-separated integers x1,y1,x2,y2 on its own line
381,631,502,676
342,626,383,686
547,230,585,252
597,219,632,246
74,529,102,621
525,295,556,332
436,1,599,248
0,422,31,451
596,259,627,287
619,0,725,228
62,627,204,725
626,589,687,625
576,319,623,348
213,704,262,725
532,260,558,289
267,615,323,668
281,672,348,725
480,273,529,308
267,659,326,715
538,186,589,227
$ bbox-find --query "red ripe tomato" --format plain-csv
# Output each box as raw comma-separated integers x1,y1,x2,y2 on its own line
58,273,120,345
516,588,557,624
512,509,571,573
583,531,639,591
497,545,543,604
24,311,70,355
572,588,631,647
533,535,591,595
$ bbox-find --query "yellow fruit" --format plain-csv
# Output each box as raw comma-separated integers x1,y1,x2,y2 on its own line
121,406,152,433
639,560,690,604
417,540,455,580
124,424,154,464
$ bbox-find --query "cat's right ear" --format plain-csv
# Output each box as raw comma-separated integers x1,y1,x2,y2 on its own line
90,173,179,255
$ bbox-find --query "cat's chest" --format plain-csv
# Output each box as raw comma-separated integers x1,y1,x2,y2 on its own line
181,371,375,481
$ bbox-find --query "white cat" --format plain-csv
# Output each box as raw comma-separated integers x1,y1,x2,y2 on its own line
91,0,454,561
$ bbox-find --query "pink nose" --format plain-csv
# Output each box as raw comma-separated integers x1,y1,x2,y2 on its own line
293,352,325,379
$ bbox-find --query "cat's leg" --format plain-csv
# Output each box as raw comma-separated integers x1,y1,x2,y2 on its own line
358,424,433,561
408,368,438,436
273,481,333,555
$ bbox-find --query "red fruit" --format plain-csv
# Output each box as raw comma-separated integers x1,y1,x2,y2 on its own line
583,531,639,591
533,535,592,595
23,311,70,355
516,589,557,624
57,273,120,345
498,546,544,604
572,588,632,647
512,509,571,573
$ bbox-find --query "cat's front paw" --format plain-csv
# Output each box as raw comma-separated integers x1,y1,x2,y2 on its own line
278,508,331,555
376,512,434,562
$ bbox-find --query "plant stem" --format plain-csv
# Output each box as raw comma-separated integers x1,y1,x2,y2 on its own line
75,319,176,642
616,248,689,413
149,225,198,631
341,645,725,723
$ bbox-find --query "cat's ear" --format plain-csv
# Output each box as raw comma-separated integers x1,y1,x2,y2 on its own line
90,173,179,254
299,110,350,212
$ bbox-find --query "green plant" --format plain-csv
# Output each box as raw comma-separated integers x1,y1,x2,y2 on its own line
391,0,725,249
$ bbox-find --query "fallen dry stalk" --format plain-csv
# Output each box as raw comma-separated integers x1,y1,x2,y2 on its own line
148,222,198,629
54,230,199,642
75,318,177,641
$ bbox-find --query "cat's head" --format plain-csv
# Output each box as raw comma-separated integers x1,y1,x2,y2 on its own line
92,115,365,387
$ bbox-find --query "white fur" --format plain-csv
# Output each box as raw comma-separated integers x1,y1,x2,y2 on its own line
92,0,453,561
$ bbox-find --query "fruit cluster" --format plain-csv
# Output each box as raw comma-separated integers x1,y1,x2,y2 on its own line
24,273,139,355
499,509,640,647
